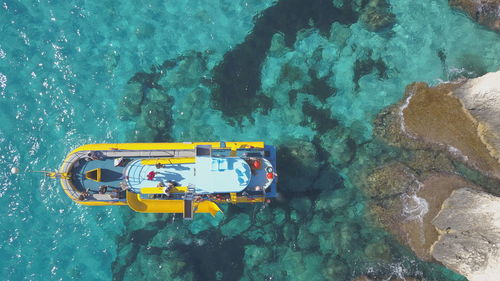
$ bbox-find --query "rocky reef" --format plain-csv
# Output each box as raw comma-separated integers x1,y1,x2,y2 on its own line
117,51,214,141
359,0,396,32
449,0,500,31
369,71,500,280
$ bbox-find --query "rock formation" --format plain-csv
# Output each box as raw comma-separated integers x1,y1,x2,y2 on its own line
431,188,500,281
401,174,481,261
401,71,500,179
368,71,500,280
453,71,500,163
449,0,500,31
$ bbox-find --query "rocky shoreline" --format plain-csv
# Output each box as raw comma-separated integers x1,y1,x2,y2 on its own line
449,0,500,32
368,71,500,280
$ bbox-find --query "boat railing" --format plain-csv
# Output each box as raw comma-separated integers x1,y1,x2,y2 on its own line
58,152,85,199
101,149,196,158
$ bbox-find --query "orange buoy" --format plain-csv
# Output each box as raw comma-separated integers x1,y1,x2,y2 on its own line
252,160,262,169
266,172,274,179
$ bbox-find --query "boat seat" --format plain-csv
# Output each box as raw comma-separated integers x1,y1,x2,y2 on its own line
219,159,228,170
91,194,119,201
210,158,228,171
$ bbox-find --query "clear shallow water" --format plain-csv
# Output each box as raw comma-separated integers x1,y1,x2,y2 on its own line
0,0,499,280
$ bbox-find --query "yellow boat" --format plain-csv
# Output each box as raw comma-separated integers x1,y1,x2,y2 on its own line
54,142,277,219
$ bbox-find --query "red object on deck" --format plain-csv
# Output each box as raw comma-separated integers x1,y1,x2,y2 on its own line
252,160,262,169
147,171,157,180
266,172,274,179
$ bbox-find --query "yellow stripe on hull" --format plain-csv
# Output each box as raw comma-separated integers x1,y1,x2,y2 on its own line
140,186,188,194
76,200,128,206
141,157,195,165
67,141,264,156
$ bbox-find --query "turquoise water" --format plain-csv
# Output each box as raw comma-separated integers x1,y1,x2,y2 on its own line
1,0,499,280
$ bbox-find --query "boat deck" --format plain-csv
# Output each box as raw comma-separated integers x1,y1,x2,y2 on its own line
126,161,195,190
64,144,277,204
71,158,126,201
125,157,254,194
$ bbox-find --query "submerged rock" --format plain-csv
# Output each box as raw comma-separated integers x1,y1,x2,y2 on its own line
449,0,500,31
364,238,392,261
276,140,322,193
320,127,356,166
244,245,271,269
366,163,417,199
211,0,358,123
189,212,224,235
315,188,352,212
360,0,396,32
297,226,319,250
135,22,156,39
322,258,349,281
118,82,144,120
431,188,500,281
220,213,251,238
122,248,190,281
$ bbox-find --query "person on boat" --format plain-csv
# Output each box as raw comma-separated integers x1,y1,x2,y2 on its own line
167,180,178,186
98,185,108,194
147,171,157,180
114,157,125,167
161,181,176,198
110,190,124,199
87,151,104,160
79,189,91,201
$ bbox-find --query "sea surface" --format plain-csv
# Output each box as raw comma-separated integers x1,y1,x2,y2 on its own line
0,0,499,280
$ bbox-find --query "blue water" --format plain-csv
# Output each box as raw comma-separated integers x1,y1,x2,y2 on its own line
1,0,499,280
